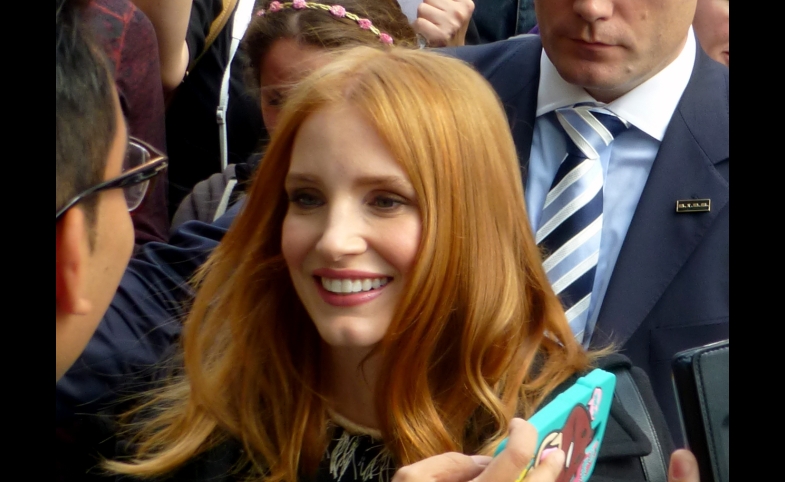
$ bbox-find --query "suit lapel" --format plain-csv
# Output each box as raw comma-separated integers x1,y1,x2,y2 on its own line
507,79,539,179
592,50,729,347
495,38,542,179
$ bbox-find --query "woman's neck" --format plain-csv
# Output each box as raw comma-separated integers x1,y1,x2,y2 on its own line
325,345,382,430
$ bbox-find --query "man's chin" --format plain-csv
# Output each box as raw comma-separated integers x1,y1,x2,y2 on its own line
557,68,631,103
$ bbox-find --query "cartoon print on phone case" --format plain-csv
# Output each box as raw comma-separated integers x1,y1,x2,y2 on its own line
534,403,595,482
495,370,615,482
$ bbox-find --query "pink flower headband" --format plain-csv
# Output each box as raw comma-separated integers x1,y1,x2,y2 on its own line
255,1,394,45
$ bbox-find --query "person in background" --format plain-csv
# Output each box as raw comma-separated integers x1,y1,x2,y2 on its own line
462,0,537,44
87,0,170,245
56,0,167,383
526,0,729,67
171,0,418,230
448,0,729,443
57,3,168,479
57,0,130,383
132,0,473,218
108,46,692,482
398,0,474,47
692,0,728,66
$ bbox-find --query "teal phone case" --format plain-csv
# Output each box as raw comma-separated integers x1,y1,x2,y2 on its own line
493,368,616,481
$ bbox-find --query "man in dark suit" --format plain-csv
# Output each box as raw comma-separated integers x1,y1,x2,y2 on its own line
449,0,729,440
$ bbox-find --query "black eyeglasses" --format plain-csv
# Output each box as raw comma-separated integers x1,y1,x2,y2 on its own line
56,137,168,221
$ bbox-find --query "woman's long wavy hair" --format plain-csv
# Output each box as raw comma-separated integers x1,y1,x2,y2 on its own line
110,47,591,480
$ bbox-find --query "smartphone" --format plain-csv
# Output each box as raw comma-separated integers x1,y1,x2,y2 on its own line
671,339,729,482
494,368,616,481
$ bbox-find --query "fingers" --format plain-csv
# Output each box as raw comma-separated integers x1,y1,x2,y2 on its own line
392,418,564,482
668,449,700,482
391,452,488,482
522,449,565,482
474,418,538,481
413,0,474,47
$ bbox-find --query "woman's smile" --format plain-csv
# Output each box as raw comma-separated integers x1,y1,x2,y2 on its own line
313,268,393,307
319,276,390,294
281,104,421,350
314,276,391,307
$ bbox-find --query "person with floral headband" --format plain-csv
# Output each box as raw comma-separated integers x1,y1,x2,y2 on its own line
168,0,418,230
131,0,471,218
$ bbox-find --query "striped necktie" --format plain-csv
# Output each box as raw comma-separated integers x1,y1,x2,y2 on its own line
536,104,629,344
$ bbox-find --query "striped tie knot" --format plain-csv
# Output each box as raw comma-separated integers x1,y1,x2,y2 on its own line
555,105,629,160
536,105,628,344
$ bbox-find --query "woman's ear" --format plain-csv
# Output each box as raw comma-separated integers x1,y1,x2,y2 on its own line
56,207,93,316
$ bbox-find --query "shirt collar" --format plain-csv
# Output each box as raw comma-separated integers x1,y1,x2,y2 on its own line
536,28,696,141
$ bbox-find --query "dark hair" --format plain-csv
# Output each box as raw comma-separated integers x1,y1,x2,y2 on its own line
243,0,416,91
56,0,117,228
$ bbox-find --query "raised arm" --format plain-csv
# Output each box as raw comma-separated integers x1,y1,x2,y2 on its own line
130,0,193,92
413,0,474,47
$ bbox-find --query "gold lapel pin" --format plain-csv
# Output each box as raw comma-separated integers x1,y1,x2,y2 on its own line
676,199,711,213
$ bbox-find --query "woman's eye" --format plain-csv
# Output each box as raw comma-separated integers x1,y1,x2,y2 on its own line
289,191,323,208
370,195,404,210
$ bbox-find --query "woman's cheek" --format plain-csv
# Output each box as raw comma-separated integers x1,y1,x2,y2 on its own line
380,214,422,275
281,214,307,268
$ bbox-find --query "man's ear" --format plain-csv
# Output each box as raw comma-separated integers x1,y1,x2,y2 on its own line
56,207,92,316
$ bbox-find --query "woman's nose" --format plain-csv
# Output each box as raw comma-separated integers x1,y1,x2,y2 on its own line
315,206,367,262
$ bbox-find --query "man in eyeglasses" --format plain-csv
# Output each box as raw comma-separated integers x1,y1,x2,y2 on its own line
55,0,166,382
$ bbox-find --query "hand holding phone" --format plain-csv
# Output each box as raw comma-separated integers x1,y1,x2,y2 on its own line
494,368,616,482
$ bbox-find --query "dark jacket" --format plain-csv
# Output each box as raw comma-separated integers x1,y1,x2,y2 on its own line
57,204,241,422
56,207,239,482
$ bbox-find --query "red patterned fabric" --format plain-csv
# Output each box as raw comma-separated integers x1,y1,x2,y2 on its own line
88,0,170,245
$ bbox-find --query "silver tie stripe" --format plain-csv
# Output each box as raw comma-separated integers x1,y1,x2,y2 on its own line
536,105,628,344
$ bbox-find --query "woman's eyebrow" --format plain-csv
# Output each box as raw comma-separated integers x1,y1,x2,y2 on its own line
284,173,412,190
353,175,410,189
284,172,318,185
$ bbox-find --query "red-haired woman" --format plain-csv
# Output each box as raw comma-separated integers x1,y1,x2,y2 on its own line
111,47,696,482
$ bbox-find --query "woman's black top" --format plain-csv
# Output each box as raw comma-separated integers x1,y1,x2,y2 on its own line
130,353,674,482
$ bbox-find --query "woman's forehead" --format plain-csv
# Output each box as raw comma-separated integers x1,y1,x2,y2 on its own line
260,38,331,88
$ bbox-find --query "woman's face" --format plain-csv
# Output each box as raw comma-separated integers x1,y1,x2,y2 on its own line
260,39,330,133
282,105,421,353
